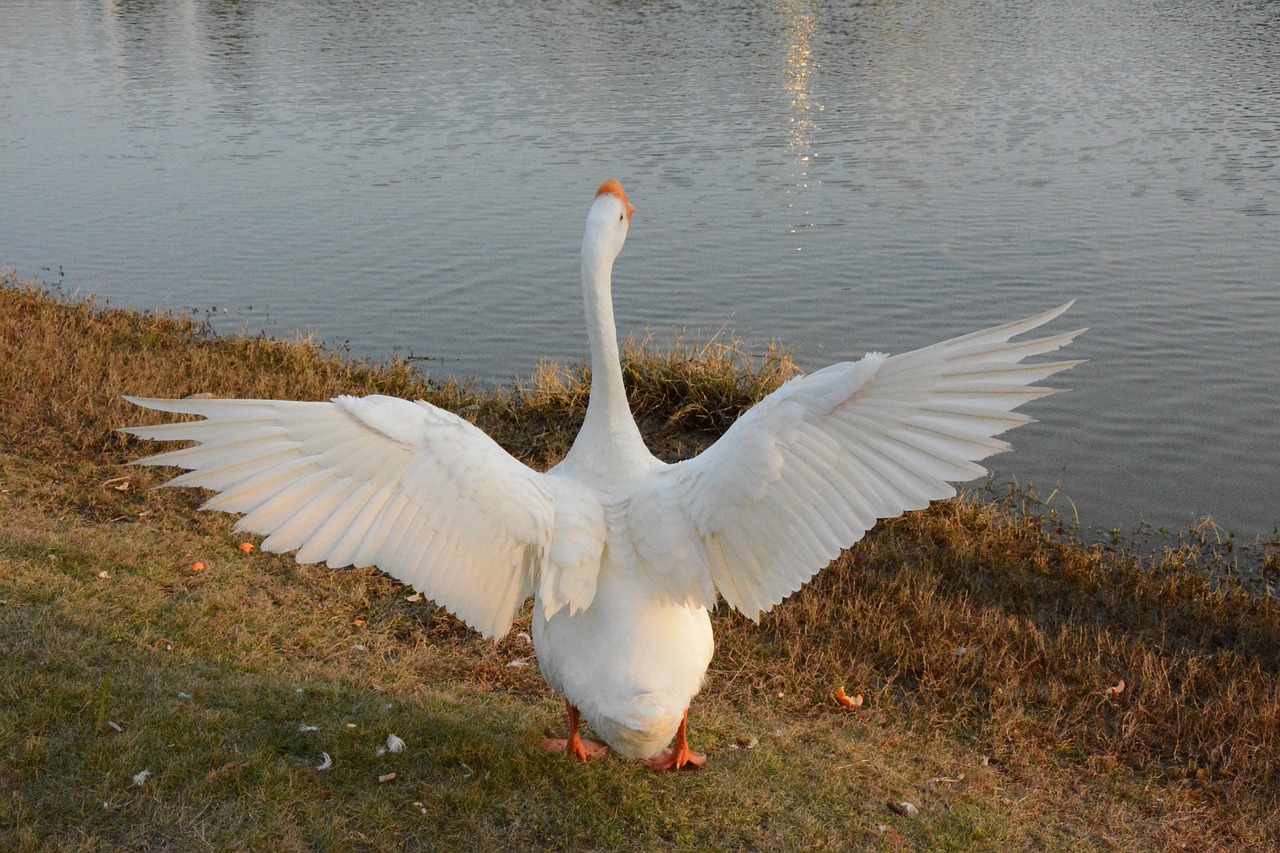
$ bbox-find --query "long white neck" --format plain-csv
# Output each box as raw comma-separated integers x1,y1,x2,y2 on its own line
556,229,654,481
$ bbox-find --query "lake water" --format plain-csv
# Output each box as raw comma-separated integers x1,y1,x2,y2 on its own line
3,1,1278,543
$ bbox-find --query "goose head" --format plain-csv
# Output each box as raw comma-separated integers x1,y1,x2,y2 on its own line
582,179,635,263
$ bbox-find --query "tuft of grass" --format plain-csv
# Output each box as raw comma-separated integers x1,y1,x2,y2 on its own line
4,274,1280,850
620,331,798,437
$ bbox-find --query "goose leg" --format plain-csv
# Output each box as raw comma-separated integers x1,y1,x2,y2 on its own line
641,709,706,772
540,700,609,762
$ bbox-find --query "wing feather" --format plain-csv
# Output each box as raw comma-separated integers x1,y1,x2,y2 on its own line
356,491,414,569
666,303,1083,619
122,394,583,639
296,480,378,564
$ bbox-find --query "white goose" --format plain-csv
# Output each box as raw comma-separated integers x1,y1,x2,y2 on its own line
124,180,1082,771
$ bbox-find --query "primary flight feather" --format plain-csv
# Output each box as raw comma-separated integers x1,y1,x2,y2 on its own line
124,180,1082,771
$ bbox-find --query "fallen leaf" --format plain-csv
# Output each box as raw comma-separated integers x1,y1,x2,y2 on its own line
204,762,247,781
102,475,131,492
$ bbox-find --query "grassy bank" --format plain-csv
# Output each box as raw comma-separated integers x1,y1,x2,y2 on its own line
3,274,1279,850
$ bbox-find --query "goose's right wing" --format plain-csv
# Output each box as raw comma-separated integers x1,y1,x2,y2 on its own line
123,394,601,639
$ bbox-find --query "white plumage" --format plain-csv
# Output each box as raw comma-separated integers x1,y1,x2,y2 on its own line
124,179,1082,770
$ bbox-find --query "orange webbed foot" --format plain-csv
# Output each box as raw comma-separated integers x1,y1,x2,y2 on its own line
540,735,610,762
641,744,706,772
641,709,705,772
542,701,610,763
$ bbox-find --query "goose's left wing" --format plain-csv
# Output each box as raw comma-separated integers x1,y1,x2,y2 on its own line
636,304,1083,619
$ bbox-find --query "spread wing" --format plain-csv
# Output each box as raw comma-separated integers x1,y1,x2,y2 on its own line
123,394,602,639
644,303,1084,619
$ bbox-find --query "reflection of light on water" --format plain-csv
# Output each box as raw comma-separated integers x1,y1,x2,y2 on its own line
779,1,822,249
781,1,822,168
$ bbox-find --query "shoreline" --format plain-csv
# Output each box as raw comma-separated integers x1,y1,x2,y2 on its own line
11,273,1275,577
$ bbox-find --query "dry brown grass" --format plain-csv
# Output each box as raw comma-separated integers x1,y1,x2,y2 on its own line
717,498,1280,826
4,274,1280,850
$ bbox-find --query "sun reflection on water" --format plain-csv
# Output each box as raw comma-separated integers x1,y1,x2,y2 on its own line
782,1,822,168
779,1,823,250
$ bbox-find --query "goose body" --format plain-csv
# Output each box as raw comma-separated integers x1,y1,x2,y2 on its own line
124,180,1082,770
532,528,713,759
